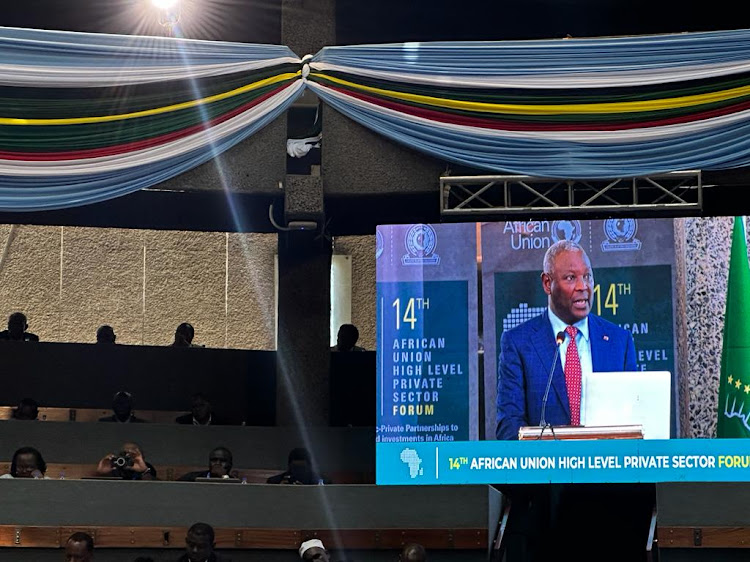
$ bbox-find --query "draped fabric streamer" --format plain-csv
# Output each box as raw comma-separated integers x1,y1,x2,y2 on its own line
6,26,750,211
308,28,750,178
0,27,303,211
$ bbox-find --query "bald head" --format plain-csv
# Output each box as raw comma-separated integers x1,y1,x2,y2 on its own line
399,543,427,562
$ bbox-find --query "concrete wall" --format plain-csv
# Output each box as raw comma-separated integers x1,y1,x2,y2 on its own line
0,225,377,351
0,226,278,350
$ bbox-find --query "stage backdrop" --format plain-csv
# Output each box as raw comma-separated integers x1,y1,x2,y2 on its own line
481,218,678,439
375,223,479,443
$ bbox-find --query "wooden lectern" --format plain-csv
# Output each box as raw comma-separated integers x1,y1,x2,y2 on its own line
518,424,644,441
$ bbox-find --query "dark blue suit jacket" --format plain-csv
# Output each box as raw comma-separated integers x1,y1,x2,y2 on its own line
495,311,637,440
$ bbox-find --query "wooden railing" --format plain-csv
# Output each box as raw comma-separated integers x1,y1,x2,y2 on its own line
656,526,750,549
0,406,188,424
0,462,374,484
0,525,487,550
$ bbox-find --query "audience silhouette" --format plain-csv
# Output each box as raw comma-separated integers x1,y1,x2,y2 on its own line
0,312,39,342
96,325,116,344
331,323,365,352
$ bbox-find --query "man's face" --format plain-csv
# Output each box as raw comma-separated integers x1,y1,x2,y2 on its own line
112,395,132,419
209,449,232,476
542,248,593,326
65,540,92,562
192,398,211,421
8,317,25,336
121,443,141,460
185,531,213,562
288,459,313,484
16,405,38,420
337,328,356,350
302,546,330,562
14,452,39,478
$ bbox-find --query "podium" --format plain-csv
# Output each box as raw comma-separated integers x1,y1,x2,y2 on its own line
518,424,644,440
494,424,652,562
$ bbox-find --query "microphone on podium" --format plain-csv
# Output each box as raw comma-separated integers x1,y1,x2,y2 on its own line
538,331,565,433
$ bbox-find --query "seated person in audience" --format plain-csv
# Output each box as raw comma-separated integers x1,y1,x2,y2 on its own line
0,311,39,341
96,441,157,480
0,446,49,478
331,323,366,351
98,390,148,423
178,522,231,562
96,324,116,344
11,397,39,420
172,322,203,347
299,539,330,562
399,543,427,562
65,531,94,562
175,393,227,425
178,447,236,481
266,447,328,485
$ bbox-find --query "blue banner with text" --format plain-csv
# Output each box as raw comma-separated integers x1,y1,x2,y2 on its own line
377,439,750,484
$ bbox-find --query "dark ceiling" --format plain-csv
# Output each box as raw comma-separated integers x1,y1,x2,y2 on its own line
336,0,744,44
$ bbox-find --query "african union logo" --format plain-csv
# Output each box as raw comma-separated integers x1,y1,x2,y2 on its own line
601,219,642,252
400,447,424,478
376,230,384,259
551,220,582,244
402,224,440,266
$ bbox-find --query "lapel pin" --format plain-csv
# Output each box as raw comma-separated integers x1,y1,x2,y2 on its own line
603,335,609,341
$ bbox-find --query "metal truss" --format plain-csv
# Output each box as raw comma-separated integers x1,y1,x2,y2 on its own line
440,170,703,217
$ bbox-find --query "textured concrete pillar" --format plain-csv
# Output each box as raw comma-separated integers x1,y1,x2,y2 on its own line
276,230,332,427
281,0,335,58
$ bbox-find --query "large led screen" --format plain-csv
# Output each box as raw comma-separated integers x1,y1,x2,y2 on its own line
376,218,750,485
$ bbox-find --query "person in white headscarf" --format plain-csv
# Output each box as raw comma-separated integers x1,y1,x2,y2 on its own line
299,538,330,562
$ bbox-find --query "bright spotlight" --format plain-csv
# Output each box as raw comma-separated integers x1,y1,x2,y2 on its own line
152,0,179,9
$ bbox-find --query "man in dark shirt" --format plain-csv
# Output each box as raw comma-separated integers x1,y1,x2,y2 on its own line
0,312,39,341
177,522,231,562
175,393,226,426
98,391,148,423
12,397,39,420
266,447,327,485
178,447,235,482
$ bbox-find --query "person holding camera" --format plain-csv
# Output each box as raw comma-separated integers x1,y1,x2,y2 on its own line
95,441,156,480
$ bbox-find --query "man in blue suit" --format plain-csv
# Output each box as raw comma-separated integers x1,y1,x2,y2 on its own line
496,239,637,440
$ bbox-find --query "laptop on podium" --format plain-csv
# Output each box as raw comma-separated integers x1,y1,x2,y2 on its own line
583,370,672,439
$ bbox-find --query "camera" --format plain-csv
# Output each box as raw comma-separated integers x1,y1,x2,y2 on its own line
111,453,134,470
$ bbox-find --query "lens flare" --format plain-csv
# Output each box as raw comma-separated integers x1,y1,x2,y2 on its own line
152,0,179,9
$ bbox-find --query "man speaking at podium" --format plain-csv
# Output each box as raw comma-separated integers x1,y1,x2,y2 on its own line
495,239,637,440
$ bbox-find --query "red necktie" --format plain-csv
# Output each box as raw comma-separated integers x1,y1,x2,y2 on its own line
564,325,582,425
